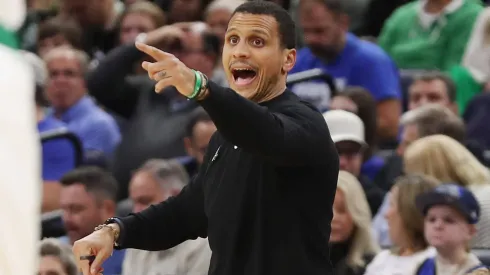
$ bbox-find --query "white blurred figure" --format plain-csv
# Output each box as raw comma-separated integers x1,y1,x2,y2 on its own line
0,0,41,274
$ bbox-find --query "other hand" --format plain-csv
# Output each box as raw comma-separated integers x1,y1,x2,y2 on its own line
72,229,114,275
136,42,196,97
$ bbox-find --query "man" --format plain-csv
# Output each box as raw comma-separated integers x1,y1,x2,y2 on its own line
123,159,211,275
408,71,458,114
86,22,222,200
73,2,339,275
0,0,40,274
291,0,401,143
44,47,121,157
180,108,217,176
59,166,125,274
323,110,385,214
23,50,76,213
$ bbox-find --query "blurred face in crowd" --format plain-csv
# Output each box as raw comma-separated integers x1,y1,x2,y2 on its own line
169,0,202,23
205,8,233,51
120,12,158,44
385,187,410,248
129,171,181,213
409,79,454,111
424,205,475,251
38,35,71,58
60,184,113,244
174,30,217,77
184,121,217,165
61,0,111,27
336,141,363,177
299,0,348,62
397,124,419,156
45,53,86,112
38,255,67,275
223,13,296,100
330,95,358,113
330,189,355,243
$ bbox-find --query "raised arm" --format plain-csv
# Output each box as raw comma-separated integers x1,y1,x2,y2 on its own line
135,42,335,166
199,81,333,165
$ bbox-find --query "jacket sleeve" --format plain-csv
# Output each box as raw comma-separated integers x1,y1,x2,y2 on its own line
199,82,335,166
86,44,146,119
115,137,216,251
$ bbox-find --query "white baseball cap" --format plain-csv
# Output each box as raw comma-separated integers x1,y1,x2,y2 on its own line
322,110,367,147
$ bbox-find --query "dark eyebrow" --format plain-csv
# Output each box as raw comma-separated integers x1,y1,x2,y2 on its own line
226,27,270,38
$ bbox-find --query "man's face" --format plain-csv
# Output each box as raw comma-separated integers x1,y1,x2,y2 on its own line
45,55,86,111
129,171,170,213
205,8,233,51
397,124,419,156
222,13,296,100
299,1,347,61
38,34,71,58
169,0,201,23
120,13,158,45
185,121,217,165
38,256,67,275
60,184,105,244
175,32,216,77
408,80,453,111
336,141,363,177
424,205,475,250
61,0,107,27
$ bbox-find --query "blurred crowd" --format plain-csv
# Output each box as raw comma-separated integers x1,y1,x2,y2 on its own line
13,0,490,274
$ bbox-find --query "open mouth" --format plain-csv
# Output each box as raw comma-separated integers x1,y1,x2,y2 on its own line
231,68,257,86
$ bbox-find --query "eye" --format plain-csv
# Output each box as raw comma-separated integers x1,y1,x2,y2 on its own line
228,35,239,45
251,38,264,47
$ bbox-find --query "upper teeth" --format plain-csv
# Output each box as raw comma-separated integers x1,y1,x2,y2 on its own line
234,68,252,71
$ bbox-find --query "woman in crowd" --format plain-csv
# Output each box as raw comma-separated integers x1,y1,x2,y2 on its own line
364,174,439,275
330,171,380,275
404,134,490,248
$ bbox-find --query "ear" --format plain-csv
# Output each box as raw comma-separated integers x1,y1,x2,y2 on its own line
468,224,477,239
101,199,116,218
184,137,194,156
337,13,350,31
282,48,296,74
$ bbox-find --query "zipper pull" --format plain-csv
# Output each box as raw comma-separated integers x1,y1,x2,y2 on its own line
211,146,221,162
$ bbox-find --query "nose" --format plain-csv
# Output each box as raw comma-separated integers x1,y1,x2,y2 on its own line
232,40,251,59
339,155,348,170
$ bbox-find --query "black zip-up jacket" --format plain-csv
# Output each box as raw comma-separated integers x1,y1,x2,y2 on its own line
115,81,340,275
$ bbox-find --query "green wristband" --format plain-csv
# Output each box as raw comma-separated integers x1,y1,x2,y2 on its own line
188,70,202,99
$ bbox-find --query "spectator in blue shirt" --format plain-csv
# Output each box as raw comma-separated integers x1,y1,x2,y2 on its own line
43,47,121,157
22,50,77,213
293,0,402,144
58,166,125,275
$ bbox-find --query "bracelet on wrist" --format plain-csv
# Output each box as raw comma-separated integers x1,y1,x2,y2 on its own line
188,69,202,99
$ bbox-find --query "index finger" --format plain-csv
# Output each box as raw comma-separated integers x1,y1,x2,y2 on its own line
135,42,172,61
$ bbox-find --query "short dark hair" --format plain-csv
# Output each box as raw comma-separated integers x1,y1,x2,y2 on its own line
40,238,78,275
301,0,346,14
60,166,118,202
412,71,457,102
232,1,296,49
186,108,213,138
37,17,83,50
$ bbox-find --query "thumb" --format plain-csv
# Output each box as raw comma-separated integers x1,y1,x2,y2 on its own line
89,250,108,275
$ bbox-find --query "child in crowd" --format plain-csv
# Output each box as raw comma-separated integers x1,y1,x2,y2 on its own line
415,184,487,275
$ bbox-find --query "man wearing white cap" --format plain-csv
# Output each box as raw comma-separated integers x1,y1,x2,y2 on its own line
323,110,385,214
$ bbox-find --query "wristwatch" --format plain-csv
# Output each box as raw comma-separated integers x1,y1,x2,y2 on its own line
94,218,121,247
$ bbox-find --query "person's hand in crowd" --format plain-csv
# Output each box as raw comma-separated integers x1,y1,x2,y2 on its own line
136,42,199,98
72,225,118,275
